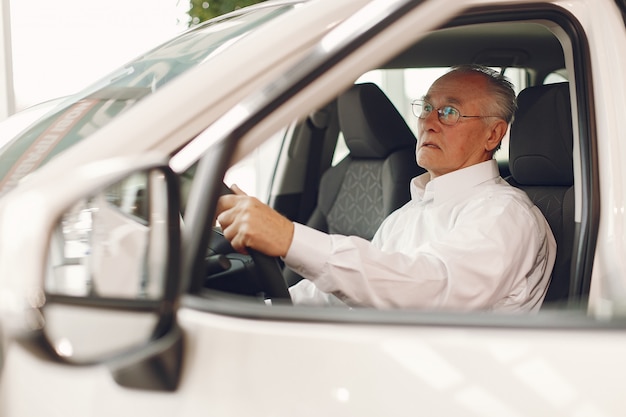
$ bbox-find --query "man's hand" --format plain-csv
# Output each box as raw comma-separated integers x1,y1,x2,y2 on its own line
216,184,295,257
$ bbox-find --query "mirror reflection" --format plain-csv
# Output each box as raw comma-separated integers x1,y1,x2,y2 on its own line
46,169,170,300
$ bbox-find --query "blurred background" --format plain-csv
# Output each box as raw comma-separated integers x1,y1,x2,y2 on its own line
2,0,266,117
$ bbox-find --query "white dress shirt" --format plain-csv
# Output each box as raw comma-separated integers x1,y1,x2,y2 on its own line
284,159,556,312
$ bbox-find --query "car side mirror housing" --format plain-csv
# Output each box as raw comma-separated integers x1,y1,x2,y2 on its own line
29,163,182,391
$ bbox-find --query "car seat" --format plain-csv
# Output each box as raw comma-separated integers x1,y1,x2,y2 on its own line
507,82,575,306
284,82,424,286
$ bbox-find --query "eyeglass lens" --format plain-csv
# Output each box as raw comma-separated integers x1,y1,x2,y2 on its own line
411,100,461,125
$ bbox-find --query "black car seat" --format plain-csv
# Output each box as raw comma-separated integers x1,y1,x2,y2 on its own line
507,82,575,306
284,82,424,286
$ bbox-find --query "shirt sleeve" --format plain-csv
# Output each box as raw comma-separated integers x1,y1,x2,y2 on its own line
284,199,553,311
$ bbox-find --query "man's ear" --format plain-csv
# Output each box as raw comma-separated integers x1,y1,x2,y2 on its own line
485,119,508,152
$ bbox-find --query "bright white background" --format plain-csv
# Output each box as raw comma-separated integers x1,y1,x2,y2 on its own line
9,0,188,111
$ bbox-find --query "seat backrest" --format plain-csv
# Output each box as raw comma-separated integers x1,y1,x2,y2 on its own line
508,82,574,305
309,82,423,236
284,82,424,285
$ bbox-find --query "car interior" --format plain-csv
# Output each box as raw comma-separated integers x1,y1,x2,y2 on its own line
201,10,595,313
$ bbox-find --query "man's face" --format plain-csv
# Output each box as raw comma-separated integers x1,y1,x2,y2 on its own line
416,72,503,179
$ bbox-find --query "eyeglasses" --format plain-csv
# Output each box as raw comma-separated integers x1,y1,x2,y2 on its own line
411,99,498,126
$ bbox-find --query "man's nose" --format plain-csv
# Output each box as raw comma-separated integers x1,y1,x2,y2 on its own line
420,110,441,129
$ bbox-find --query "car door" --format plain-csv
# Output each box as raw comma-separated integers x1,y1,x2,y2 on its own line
175,1,626,415
3,0,626,416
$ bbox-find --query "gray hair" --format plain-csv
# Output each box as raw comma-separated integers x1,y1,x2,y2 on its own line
448,64,517,124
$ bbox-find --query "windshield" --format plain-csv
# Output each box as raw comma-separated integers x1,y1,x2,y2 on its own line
0,4,295,198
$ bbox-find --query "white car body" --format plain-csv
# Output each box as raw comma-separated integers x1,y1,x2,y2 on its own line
1,0,626,415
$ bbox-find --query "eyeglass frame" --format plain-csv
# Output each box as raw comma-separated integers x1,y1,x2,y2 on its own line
410,98,501,126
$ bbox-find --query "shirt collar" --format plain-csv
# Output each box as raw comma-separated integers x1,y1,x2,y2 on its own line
410,159,501,204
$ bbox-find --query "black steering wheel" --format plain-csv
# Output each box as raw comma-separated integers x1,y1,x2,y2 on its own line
218,183,292,305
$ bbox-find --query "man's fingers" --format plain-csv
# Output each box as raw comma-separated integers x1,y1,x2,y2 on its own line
215,187,293,257
221,224,248,254
216,192,251,215
216,184,247,217
224,216,258,255
215,208,230,229
217,207,247,254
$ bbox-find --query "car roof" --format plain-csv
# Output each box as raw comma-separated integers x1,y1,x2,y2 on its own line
386,21,564,78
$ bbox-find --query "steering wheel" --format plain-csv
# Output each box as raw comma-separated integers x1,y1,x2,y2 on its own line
219,183,292,305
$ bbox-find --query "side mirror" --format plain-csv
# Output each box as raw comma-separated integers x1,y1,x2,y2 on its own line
47,169,172,301
36,165,182,390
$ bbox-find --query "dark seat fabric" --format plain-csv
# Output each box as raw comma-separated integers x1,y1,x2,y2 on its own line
285,82,424,286
507,82,574,305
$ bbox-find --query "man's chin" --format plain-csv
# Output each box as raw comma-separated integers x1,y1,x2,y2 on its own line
416,149,439,168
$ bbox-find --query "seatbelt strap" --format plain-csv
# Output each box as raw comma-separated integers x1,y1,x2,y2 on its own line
298,110,329,222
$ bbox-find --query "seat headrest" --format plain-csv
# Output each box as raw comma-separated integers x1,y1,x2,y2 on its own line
337,83,416,158
509,82,573,186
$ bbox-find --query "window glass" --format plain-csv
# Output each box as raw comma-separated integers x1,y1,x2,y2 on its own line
0,4,295,198
544,71,568,84
332,133,348,166
224,128,286,201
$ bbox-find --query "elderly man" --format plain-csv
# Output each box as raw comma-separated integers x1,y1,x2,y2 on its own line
217,65,556,312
